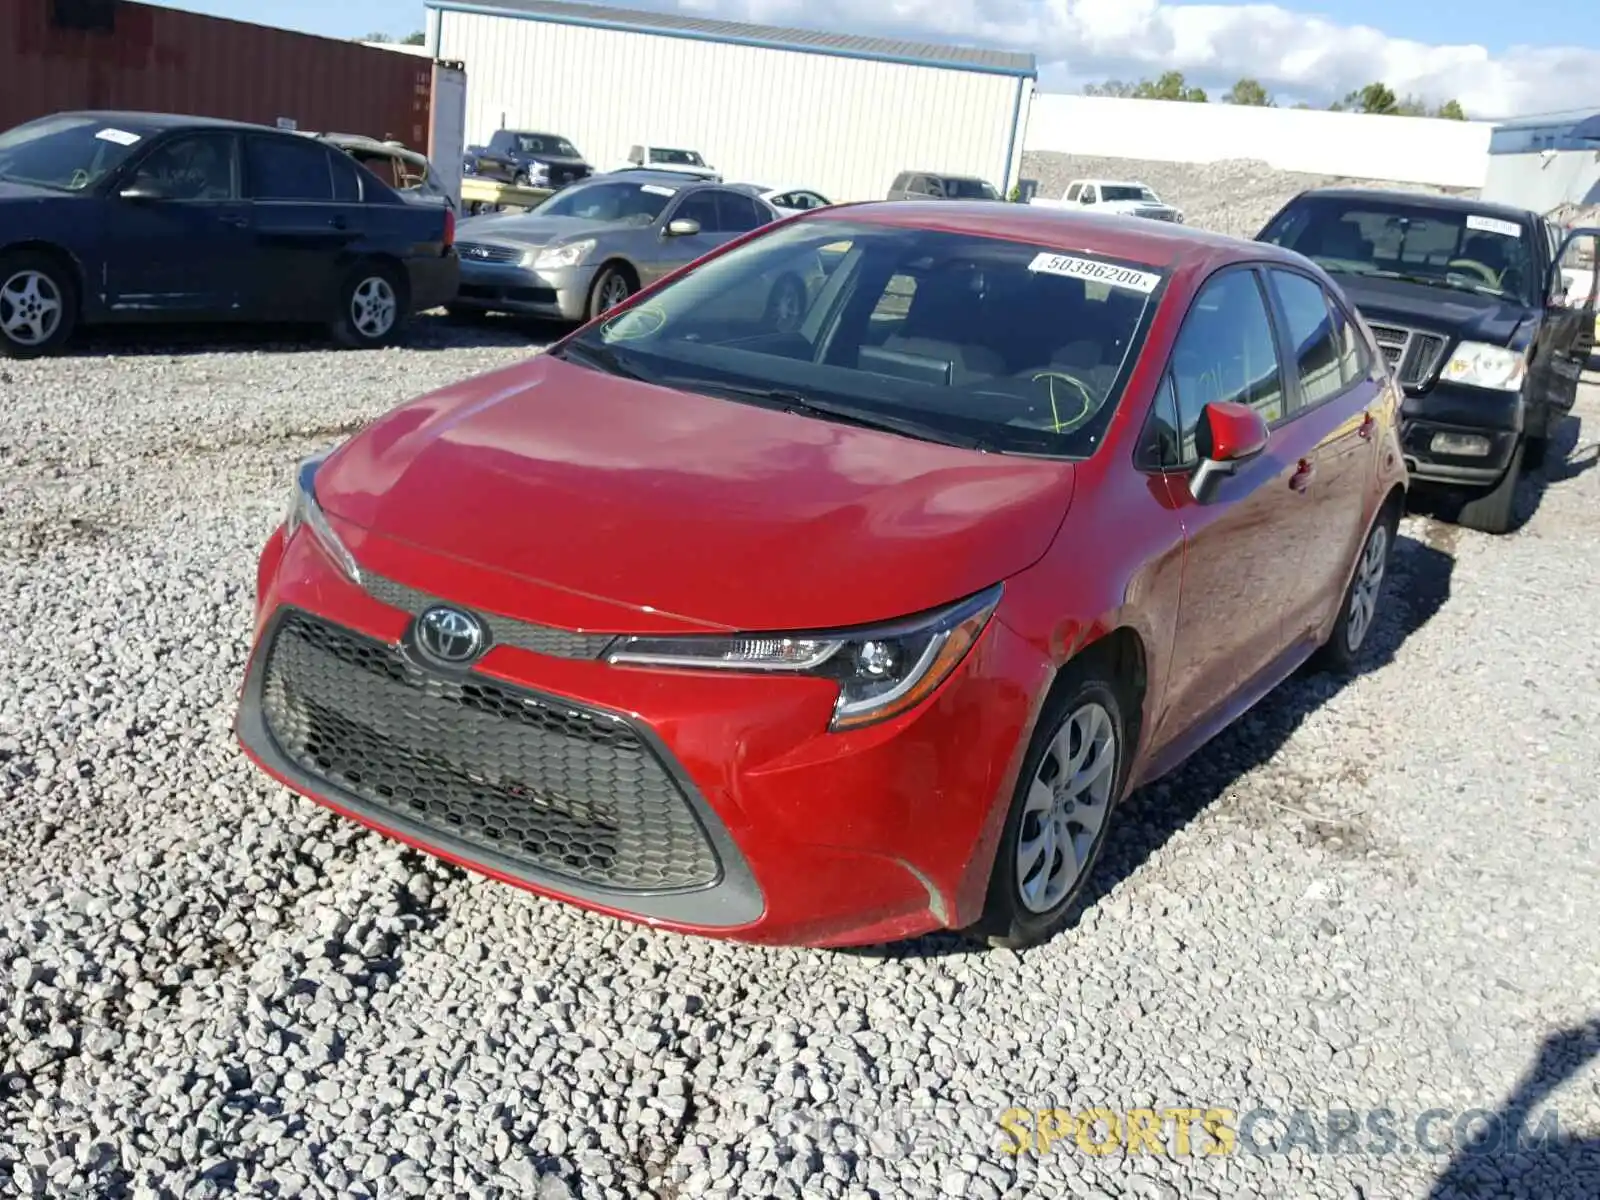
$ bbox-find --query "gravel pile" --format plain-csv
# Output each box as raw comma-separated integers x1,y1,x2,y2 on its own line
1021,152,1477,239
2,312,1598,1200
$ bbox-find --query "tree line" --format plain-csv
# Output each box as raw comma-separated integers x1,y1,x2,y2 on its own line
1082,72,1467,120
359,31,427,45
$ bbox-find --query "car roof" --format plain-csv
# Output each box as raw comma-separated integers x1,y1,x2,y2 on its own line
49,109,282,134
1083,179,1152,189
596,168,720,188
808,200,1298,269
1294,186,1536,224
902,170,991,182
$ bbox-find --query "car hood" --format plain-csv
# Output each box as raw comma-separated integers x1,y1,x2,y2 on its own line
314,354,1076,633
0,179,65,201
457,213,621,248
1329,272,1534,345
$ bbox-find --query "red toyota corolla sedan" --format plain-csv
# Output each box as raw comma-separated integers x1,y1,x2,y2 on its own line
235,201,1407,949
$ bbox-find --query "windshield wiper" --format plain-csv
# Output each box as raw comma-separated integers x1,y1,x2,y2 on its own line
664,379,989,450
552,339,651,382
1367,268,1507,299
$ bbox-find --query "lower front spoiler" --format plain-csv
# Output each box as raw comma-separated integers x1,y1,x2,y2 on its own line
232,609,766,933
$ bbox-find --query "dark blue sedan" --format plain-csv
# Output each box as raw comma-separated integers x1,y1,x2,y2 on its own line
0,110,461,357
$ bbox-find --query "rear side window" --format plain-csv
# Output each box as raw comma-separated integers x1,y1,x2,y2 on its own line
331,152,363,201
247,136,335,201
1266,269,1345,407
1169,269,1287,444
716,191,766,232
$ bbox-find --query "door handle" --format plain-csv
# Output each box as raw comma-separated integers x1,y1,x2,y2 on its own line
1289,458,1315,492
218,213,248,228
1357,410,1376,440
329,215,348,231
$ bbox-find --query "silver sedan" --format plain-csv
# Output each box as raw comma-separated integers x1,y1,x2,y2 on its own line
450,170,782,323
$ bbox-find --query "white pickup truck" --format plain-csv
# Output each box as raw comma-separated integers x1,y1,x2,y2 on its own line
1031,178,1185,224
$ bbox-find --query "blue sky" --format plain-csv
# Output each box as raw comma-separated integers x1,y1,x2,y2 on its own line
150,1,1599,118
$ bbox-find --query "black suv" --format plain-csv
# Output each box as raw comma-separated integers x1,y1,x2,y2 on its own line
1258,188,1597,532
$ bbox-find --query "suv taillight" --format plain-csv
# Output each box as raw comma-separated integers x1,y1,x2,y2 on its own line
443,208,456,249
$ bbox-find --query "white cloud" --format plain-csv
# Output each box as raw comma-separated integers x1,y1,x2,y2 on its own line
649,0,1600,119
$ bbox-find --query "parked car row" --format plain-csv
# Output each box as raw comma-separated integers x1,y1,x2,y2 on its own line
0,110,461,356
461,127,726,189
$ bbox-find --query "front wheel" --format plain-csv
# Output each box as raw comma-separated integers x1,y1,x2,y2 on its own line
0,251,78,358
970,669,1127,950
330,263,407,349
1454,439,1524,535
587,265,635,320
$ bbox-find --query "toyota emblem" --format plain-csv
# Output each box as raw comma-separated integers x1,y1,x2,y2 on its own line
414,605,486,665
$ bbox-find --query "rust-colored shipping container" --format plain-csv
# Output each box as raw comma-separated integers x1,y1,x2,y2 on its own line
0,0,433,149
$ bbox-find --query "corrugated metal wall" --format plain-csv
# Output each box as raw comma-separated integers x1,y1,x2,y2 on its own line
435,10,1024,202
0,0,434,149
1482,151,1600,215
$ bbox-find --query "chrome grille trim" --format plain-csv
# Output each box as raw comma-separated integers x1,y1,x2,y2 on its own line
456,242,524,265
1367,322,1448,388
364,573,616,660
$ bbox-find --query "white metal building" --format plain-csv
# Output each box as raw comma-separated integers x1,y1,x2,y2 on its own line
1480,110,1600,214
423,0,1037,203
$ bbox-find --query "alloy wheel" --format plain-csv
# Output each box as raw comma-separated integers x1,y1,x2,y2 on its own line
1016,701,1117,913
1346,522,1389,653
351,277,397,340
599,273,632,312
0,270,63,347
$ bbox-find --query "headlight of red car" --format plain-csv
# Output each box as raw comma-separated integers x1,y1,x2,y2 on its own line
283,453,362,585
605,584,1002,731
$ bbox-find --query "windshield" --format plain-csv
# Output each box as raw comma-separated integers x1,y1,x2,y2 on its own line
944,177,1000,200
650,148,705,166
0,114,152,191
534,178,676,223
1261,196,1536,303
557,219,1165,458
1102,185,1157,203
514,133,580,157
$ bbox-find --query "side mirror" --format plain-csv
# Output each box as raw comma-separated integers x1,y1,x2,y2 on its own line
664,217,700,237
1080,193,1095,205
118,179,174,202
1189,401,1270,503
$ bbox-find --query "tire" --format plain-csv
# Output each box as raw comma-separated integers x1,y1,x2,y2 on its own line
764,273,807,333
587,264,635,320
330,262,407,349
0,250,78,359
1312,502,1398,676
969,666,1129,950
1454,438,1524,535
1523,435,1547,472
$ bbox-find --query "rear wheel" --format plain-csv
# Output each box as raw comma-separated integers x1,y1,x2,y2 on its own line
0,251,78,358
971,666,1127,950
1454,439,1524,535
331,262,407,349
1312,502,1398,675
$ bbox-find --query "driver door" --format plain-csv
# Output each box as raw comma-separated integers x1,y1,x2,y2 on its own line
1537,227,1600,425
644,190,723,285
101,131,252,315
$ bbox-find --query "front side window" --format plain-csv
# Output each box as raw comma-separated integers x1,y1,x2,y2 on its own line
126,133,235,200
717,191,767,232
944,177,1000,200
0,114,153,191
672,191,721,231
1266,269,1345,406
1260,196,1536,304
1167,269,1287,461
557,219,1167,459
1102,185,1157,203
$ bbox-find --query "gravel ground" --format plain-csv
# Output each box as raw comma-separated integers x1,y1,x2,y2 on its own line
2,302,1598,1200
1020,153,1476,240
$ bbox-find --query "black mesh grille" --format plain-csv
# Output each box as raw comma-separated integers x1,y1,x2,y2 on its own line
363,573,615,660
259,611,720,892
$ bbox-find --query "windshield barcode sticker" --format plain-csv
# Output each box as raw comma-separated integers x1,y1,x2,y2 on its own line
1466,214,1521,238
1028,253,1160,293
640,184,677,196
95,128,141,146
